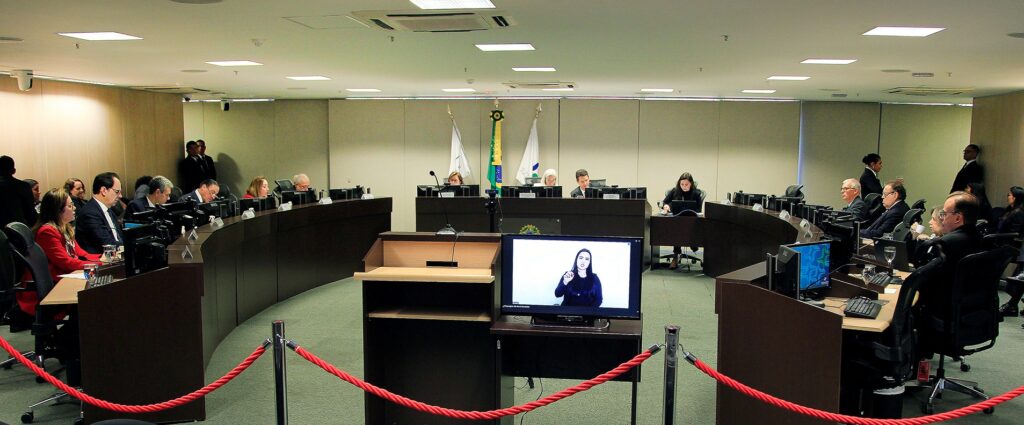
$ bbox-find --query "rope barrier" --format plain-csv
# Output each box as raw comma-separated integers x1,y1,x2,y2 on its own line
291,342,660,420
0,335,268,413
685,352,1024,425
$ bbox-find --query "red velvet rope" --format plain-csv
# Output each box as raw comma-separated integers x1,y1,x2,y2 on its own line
292,344,656,420
0,335,267,413
690,356,1024,425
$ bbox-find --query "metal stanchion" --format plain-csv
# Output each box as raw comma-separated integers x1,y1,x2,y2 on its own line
663,325,680,425
272,320,288,425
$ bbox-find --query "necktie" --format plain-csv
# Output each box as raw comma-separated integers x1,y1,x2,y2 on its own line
108,209,120,241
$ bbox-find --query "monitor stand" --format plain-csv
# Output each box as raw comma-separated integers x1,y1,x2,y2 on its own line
530,315,610,332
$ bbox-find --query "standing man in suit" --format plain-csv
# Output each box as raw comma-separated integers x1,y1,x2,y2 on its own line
178,140,204,193
860,180,910,238
75,172,124,254
840,179,869,221
950,144,983,193
570,169,589,199
860,153,884,197
181,179,220,204
0,155,38,229
197,139,217,182
126,176,173,219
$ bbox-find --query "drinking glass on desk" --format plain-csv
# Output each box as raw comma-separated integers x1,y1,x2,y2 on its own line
883,246,897,269
102,244,117,263
863,264,877,283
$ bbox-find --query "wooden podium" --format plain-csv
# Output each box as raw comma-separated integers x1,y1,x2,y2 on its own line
355,232,508,424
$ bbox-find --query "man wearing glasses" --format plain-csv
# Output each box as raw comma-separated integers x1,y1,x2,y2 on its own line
75,172,124,254
916,192,983,326
840,179,868,222
860,180,910,238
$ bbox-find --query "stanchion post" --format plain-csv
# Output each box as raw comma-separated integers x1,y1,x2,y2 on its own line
272,320,288,425
663,325,680,425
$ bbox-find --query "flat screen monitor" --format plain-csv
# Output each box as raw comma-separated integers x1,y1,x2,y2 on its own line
524,176,542,186
197,200,231,218
275,179,294,192
416,185,440,197
584,187,631,199
872,238,910,271
239,197,276,213
772,245,800,298
329,187,364,200
784,241,832,297
500,234,643,322
123,223,168,277
821,220,858,268
623,187,646,200
740,193,767,207
669,200,702,215
441,184,480,197
282,190,313,205
502,185,562,198
589,179,608,188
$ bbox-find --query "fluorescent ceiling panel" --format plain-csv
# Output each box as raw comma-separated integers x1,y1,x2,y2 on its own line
863,26,945,37
410,0,495,9
475,43,534,51
57,32,141,41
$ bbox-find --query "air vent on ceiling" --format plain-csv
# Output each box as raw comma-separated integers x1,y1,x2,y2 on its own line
350,10,514,32
502,81,575,90
884,87,972,96
132,86,211,95
831,93,848,98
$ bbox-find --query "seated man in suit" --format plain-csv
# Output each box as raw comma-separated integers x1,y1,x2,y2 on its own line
860,180,910,238
570,169,589,199
75,172,124,254
840,179,869,222
126,175,173,218
181,179,220,204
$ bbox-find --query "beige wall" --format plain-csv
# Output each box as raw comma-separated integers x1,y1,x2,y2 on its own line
183,100,328,198
0,77,182,196
971,91,1024,205
800,102,881,208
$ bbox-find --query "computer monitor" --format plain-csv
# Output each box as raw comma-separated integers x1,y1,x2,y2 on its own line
123,223,168,277
239,197,276,213
502,185,562,198
417,185,441,197
589,179,608,188
785,241,832,298
738,193,767,207
197,199,231,218
872,238,910,271
275,179,295,192
821,220,858,268
524,176,542,186
623,187,646,200
282,190,313,205
500,234,643,324
329,187,364,200
771,245,800,298
669,200,702,215
585,186,630,199
440,184,480,197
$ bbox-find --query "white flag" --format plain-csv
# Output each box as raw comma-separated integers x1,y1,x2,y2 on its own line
515,116,541,185
448,119,472,179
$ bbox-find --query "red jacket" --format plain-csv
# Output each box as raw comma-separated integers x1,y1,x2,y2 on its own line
17,225,101,316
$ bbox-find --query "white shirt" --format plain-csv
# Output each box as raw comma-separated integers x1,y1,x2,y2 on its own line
146,197,156,208
94,198,120,241
963,159,977,169
193,189,203,203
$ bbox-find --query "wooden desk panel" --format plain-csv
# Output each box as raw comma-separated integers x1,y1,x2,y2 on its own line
40,277,86,305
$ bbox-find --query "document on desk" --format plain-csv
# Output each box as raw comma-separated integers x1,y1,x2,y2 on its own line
59,271,84,279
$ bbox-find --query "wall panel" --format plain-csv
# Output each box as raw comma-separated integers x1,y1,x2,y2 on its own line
800,102,880,208
638,100,721,208
559,99,640,189
717,101,801,197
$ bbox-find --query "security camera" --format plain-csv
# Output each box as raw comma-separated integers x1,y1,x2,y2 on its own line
220,100,230,111
10,70,32,91
183,95,192,102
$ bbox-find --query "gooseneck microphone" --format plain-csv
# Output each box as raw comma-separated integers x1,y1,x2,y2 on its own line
429,170,457,235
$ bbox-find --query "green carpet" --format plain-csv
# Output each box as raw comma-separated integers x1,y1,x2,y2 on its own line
3,264,1024,424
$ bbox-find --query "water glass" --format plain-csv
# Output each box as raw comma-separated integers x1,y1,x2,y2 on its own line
102,244,117,263
883,246,897,269
863,264,876,282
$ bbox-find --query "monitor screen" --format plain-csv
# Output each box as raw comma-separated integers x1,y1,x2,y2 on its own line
500,234,642,320
669,200,702,215
441,184,480,197
239,197,276,212
282,190,314,205
785,241,832,293
123,223,168,277
821,220,857,268
502,185,562,198
329,187,364,200
275,179,295,192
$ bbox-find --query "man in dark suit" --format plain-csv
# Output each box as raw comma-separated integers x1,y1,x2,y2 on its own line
860,180,910,238
569,169,589,199
197,139,217,182
76,172,124,254
126,175,173,219
0,155,37,229
181,179,220,204
950,144,983,193
840,178,869,222
178,140,204,193
859,153,883,197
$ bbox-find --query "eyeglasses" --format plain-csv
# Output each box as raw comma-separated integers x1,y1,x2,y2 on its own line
111,188,121,195
938,209,960,219
882,191,896,198
841,187,855,191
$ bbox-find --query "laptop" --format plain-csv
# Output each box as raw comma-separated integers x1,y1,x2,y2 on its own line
669,200,702,215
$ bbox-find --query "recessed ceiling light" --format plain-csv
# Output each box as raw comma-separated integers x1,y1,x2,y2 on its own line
542,88,574,92
475,43,535,52
641,88,674,93
801,59,857,65
286,76,331,81
742,89,776,94
442,88,476,92
863,26,945,37
409,0,495,9
347,88,382,93
206,60,263,66
230,98,274,102
58,32,142,41
767,76,810,81
512,67,556,72
0,36,24,44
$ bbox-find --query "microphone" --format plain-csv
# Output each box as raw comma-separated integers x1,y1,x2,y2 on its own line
429,170,457,236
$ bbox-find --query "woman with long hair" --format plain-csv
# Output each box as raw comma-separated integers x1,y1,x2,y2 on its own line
554,248,603,307
243,176,270,199
661,173,701,269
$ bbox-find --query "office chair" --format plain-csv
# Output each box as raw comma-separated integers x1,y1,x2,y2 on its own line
3,222,79,423
784,184,805,201
919,245,1016,414
891,209,924,242
863,193,883,225
911,199,926,211
0,229,36,370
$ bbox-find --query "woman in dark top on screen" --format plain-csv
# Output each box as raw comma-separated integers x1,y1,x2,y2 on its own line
860,153,883,196
554,248,602,307
661,173,700,269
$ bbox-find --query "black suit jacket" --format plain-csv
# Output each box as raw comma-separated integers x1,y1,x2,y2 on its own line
180,190,202,204
859,168,883,197
860,200,909,238
950,161,983,193
125,197,154,219
202,155,217,181
178,156,205,193
843,196,869,222
0,176,37,229
917,224,983,320
570,186,585,198
75,199,124,254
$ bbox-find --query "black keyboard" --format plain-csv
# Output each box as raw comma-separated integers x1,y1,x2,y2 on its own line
86,274,113,289
844,296,883,319
868,273,894,287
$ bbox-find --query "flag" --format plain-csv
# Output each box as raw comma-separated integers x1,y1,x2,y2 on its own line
448,118,472,180
515,115,541,185
487,109,504,192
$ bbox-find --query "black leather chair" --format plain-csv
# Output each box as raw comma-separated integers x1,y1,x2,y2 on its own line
891,209,925,242
919,245,1016,414
863,193,883,225
3,222,79,423
911,199,926,211
0,230,36,370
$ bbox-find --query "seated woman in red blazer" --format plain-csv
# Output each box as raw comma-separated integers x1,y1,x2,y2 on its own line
242,176,269,199
17,188,101,316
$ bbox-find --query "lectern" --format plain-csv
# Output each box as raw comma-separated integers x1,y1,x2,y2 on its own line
355,232,509,425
